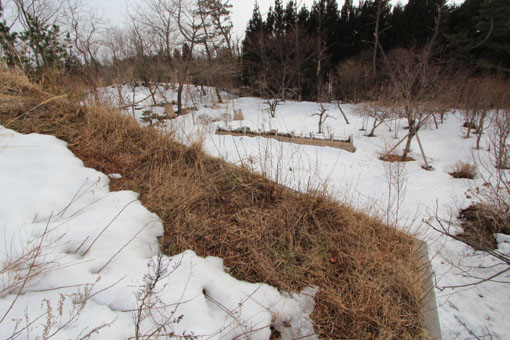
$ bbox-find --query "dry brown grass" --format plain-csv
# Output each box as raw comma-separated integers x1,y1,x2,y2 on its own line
458,204,510,250
449,162,477,179
380,154,416,162
0,67,426,340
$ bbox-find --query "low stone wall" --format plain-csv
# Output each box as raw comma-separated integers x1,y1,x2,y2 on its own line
216,128,356,153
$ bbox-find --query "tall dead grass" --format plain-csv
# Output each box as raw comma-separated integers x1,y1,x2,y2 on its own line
0,68,426,340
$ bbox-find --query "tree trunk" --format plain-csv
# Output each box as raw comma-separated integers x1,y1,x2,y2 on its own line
401,130,415,160
475,112,487,150
401,120,416,160
466,115,474,138
147,82,158,106
368,119,382,137
215,87,223,104
177,82,184,114
372,0,382,76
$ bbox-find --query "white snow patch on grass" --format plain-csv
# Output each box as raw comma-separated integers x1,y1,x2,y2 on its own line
0,126,317,340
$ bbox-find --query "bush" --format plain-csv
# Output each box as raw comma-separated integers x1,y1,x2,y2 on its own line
334,57,375,103
449,162,477,179
457,203,510,250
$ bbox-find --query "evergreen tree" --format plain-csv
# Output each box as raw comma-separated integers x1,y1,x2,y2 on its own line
284,1,298,33
338,0,357,59
400,0,446,48
242,3,264,85
387,3,406,49
324,0,341,66
0,5,19,67
198,0,234,52
20,12,68,71
443,0,481,61
297,5,310,27
273,0,285,35
264,6,275,34
308,0,340,97
475,0,510,70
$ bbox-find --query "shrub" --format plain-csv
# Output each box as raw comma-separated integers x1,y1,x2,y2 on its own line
449,162,477,179
457,203,510,250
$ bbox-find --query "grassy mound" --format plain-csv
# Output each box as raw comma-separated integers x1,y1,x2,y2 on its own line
0,67,426,340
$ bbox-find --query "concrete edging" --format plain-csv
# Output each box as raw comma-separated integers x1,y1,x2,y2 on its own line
417,240,442,340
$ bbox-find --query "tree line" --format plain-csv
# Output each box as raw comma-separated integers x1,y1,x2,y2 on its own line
0,0,509,106
241,0,510,102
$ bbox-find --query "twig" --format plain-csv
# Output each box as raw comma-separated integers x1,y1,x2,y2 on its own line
0,213,52,324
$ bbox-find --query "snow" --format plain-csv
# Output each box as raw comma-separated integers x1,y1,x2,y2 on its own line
0,126,317,340
3,81,509,339
107,85,510,340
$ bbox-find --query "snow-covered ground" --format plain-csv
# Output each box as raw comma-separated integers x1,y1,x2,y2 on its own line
2,82,508,339
0,127,317,339
101,84,510,340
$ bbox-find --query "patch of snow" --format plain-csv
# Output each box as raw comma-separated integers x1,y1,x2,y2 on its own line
108,173,123,179
0,126,317,340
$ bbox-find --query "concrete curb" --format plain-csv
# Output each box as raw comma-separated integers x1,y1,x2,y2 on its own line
417,240,442,340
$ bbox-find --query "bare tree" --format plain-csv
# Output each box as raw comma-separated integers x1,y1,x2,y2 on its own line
458,76,507,151
333,57,374,103
379,3,446,164
358,101,396,137
134,0,178,61
64,1,104,70
379,48,442,163
10,0,65,29
312,102,334,134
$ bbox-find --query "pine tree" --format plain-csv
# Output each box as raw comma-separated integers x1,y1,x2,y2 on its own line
197,0,234,52
297,5,310,27
273,0,285,35
400,0,446,48
242,3,264,85
338,0,356,59
19,12,68,71
387,3,406,49
475,0,510,70
0,5,19,66
265,6,275,34
284,1,298,34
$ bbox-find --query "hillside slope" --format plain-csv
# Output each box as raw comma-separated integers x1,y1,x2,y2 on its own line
0,68,425,339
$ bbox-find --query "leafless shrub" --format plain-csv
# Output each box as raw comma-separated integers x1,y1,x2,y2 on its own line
382,158,408,226
427,208,510,288
0,216,113,339
488,110,510,170
312,103,334,134
0,217,56,303
458,76,506,150
333,57,375,103
379,48,444,163
131,253,187,340
357,102,396,137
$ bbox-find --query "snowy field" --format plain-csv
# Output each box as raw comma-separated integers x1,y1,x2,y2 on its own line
1,82,508,340
0,127,317,339
104,83,510,340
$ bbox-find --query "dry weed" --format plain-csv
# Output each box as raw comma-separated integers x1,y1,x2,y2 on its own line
449,162,477,179
380,154,415,162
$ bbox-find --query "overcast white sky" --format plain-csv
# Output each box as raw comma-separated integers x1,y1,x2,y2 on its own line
87,0,317,38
